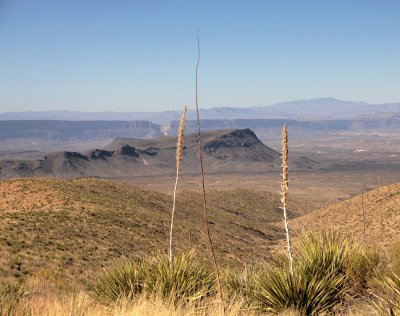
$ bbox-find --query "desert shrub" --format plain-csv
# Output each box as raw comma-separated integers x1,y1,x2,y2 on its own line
93,258,147,305
253,232,350,315
373,272,400,315
93,251,216,306
389,239,400,275
347,248,380,294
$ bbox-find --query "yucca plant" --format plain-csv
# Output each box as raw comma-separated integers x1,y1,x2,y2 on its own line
373,272,400,315
146,251,216,303
255,267,347,315
93,252,216,306
253,232,350,315
93,258,147,306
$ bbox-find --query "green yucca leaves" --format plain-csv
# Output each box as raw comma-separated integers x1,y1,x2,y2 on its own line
93,258,147,306
373,273,400,315
254,268,347,315
93,251,216,306
146,252,216,302
253,232,351,315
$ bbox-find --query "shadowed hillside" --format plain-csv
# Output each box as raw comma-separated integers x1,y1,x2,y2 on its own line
0,178,314,284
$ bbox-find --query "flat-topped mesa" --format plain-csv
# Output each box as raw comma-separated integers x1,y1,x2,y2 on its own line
203,129,265,151
0,128,318,179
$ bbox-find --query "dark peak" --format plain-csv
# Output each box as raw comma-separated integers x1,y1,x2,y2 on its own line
203,128,264,152
221,128,258,139
116,145,140,157
44,151,89,161
139,147,159,156
88,149,114,160
64,152,88,160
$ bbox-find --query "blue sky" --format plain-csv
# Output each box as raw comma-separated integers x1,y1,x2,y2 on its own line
1,0,399,112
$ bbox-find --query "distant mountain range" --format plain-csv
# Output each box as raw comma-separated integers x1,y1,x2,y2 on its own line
2,98,400,123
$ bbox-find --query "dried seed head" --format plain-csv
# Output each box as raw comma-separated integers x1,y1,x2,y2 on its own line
281,123,289,207
176,105,188,169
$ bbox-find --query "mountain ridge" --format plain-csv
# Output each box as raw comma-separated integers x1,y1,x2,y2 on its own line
3,98,400,123
0,128,317,179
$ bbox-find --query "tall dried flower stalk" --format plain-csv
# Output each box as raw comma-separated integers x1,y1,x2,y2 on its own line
194,34,225,313
169,105,188,270
361,185,366,244
281,123,293,273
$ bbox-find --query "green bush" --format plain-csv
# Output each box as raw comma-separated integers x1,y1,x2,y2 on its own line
253,232,350,315
93,251,216,305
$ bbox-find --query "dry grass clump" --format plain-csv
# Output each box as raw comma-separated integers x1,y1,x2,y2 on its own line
0,285,254,316
0,280,30,315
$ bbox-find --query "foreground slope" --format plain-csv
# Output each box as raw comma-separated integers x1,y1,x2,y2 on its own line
0,178,313,284
291,182,400,249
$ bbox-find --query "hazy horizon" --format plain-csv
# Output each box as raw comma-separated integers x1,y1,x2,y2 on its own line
0,97,399,115
1,1,400,112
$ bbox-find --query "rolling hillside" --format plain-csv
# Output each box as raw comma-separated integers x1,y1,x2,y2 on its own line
0,178,313,285
291,182,400,250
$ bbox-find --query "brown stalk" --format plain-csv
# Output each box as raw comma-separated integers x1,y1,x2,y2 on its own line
194,34,225,313
361,184,366,244
169,105,188,270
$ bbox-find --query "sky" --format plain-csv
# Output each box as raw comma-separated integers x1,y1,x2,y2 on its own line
0,0,400,112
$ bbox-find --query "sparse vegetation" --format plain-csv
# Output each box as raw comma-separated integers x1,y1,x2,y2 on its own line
0,142,400,314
